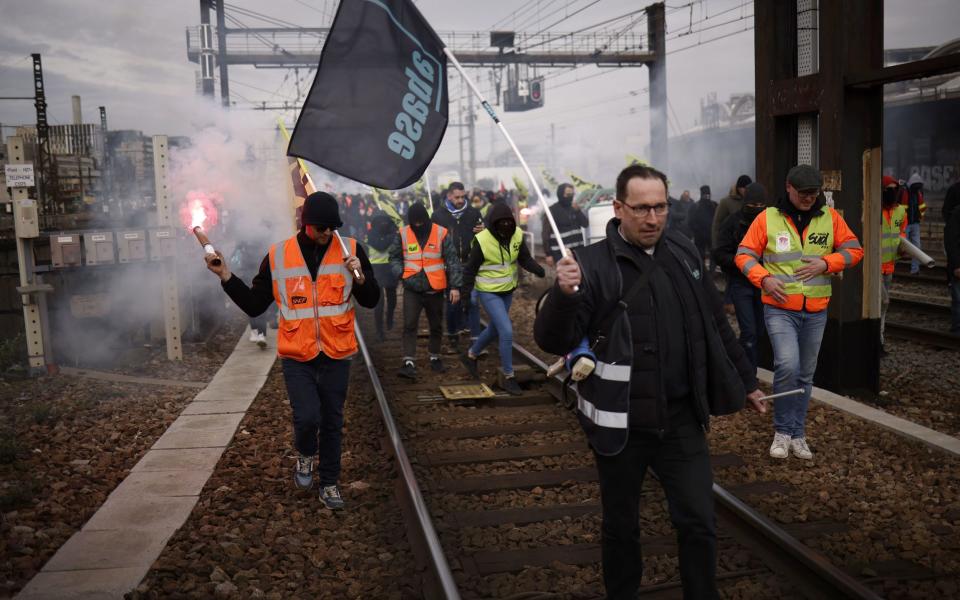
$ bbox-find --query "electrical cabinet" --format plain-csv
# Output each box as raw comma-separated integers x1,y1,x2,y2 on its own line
149,227,176,260
83,231,115,265
117,230,147,263
50,233,83,267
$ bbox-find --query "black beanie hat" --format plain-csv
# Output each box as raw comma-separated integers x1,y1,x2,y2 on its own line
736,174,753,189
301,192,343,227
743,182,768,206
699,185,711,196
406,202,429,225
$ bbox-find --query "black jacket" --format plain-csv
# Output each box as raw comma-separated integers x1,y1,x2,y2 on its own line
542,202,589,262
534,219,757,455
945,203,960,276
688,198,716,251
712,211,753,283
222,230,380,317
431,203,483,264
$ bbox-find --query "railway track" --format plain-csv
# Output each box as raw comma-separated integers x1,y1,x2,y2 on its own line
887,295,960,350
355,312,891,599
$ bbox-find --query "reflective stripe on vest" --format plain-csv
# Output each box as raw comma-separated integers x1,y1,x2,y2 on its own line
881,205,906,265
269,236,357,361
548,227,586,251
367,244,390,265
475,228,522,293
401,224,448,290
762,207,834,299
577,392,628,429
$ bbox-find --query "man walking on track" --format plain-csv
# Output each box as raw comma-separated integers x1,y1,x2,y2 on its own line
735,164,863,460
535,164,765,600
542,182,588,265
461,202,545,395
391,202,463,380
205,191,380,509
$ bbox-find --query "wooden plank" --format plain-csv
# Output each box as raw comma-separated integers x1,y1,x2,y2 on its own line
451,502,601,528
407,405,557,423
467,538,672,575
416,419,572,439
59,367,206,389
434,467,597,493
420,441,588,466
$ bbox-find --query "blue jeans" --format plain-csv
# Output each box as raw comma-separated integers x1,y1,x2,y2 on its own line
728,278,765,371
470,291,514,376
446,289,481,337
763,305,828,438
905,223,922,273
950,277,960,334
281,354,351,485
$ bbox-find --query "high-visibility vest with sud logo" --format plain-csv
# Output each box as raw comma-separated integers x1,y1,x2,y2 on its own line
367,244,390,265
762,207,834,300
475,228,523,293
881,205,906,270
269,235,357,361
401,224,448,290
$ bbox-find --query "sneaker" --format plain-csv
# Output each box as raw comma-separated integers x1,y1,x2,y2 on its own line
501,376,522,396
249,330,259,343
447,334,460,353
430,357,446,373
397,360,416,380
294,455,314,490
769,432,790,459
790,437,813,460
255,332,267,348
320,484,345,510
460,351,480,379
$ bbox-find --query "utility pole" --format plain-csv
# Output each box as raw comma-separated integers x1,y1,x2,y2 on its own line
31,54,58,218
646,2,668,172
458,99,465,181
199,0,215,98
152,135,183,361
467,91,476,185
5,136,54,374
216,0,230,106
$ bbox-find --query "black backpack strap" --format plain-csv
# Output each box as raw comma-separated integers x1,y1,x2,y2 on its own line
591,263,651,351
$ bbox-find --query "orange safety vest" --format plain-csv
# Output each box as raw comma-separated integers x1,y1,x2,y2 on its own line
269,235,357,361
401,224,448,290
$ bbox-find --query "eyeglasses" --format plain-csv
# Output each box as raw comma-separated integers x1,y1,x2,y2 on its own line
796,189,820,200
312,224,337,232
617,201,668,218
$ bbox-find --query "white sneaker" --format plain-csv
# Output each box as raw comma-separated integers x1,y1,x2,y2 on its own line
769,432,791,459
790,437,813,460
255,332,267,347
249,330,259,343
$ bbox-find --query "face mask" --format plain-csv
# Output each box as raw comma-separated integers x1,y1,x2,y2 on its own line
742,204,765,219
495,221,516,239
882,188,898,206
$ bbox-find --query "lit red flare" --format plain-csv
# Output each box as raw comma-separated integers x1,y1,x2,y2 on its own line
179,190,221,232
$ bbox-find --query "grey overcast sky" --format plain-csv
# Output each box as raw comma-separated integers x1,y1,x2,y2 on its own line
1,0,957,180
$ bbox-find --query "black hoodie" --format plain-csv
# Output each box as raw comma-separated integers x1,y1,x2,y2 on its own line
463,203,544,291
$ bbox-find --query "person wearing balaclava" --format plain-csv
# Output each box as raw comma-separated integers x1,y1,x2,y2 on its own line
461,203,545,395
879,175,907,351
366,210,401,341
204,191,380,510
431,181,485,352
899,173,927,274
712,182,769,370
390,202,463,380
542,183,589,265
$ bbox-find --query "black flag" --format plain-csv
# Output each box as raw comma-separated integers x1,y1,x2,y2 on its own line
287,0,448,190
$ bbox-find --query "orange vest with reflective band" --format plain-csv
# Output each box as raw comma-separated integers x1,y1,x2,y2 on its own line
401,224,448,290
269,235,357,361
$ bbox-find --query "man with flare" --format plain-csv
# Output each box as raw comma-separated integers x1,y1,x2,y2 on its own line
204,192,380,509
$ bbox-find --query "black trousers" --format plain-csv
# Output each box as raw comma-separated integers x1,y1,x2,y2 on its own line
281,354,351,486
374,284,397,336
401,289,444,362
593,425,719,600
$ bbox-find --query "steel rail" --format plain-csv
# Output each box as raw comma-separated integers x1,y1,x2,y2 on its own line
885,322,960,350
508,326,882,599
353,323,461,600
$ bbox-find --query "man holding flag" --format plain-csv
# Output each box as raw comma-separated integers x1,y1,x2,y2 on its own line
205,192,380,509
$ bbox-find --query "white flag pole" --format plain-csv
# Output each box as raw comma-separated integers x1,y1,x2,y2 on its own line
443,47,571,261
424,170,434,210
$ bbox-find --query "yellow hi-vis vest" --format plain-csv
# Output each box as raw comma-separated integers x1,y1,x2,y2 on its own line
367,244,390,265
762,207,834,299
881,205,906,265
475,228,523,293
